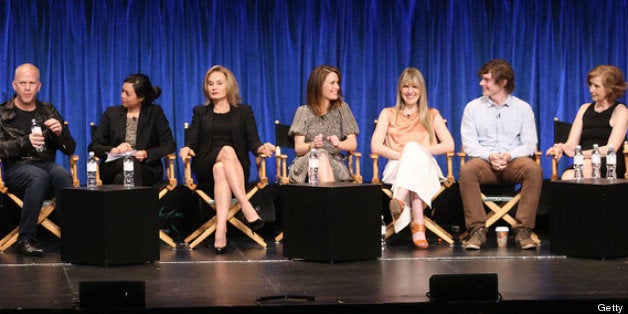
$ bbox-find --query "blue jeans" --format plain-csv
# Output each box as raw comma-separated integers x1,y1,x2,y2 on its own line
5,161,73,241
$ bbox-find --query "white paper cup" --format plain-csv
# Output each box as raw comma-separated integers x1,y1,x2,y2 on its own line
495,226,509,248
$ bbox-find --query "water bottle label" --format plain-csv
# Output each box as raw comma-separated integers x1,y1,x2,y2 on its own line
574,155,583,165
592,155,601,164
87,163,97,172
607,155,616,164
309,159,318,168
124,160,134,171
31,126,42,134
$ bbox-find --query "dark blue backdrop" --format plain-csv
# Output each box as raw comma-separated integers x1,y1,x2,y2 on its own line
1,0,626,183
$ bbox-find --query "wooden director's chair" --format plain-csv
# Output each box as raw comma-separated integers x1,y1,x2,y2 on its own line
273,120,363,242
88,122,179,249
457,150,542,244
181,123,269,249
0,122,80,252
370,119,456,245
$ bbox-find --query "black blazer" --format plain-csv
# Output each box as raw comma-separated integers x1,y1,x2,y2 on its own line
185,103,263,181
92,103,176,180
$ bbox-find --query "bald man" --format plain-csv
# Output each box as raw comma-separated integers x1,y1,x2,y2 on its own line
0,63,76,256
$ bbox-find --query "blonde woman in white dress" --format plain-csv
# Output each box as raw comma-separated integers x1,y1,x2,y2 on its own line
371,67,454,249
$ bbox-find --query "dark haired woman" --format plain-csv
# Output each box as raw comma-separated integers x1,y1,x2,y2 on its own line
287,65,359,183
92,74,175,186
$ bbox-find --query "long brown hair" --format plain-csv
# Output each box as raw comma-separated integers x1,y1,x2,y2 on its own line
395,67,435,143
305,65,343,116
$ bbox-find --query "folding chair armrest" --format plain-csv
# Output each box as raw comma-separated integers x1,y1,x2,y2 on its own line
255,154,270,185
534,150,542,165
458,151,467,167
546,148,560,180
183,156,195,188
624,140,628,178
0,159,5,190
445,151,455,184
275,153,289,184
94,156,103,186
69,154,80,187
370,153,380,183
163,153,177,187
349,151,362,183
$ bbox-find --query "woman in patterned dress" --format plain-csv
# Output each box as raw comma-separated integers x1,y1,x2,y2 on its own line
288,65,359,183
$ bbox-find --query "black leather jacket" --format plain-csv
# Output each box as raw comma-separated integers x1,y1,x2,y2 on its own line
0,96,76,167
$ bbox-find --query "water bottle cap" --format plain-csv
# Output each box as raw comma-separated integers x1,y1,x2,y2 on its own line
88,151,94,157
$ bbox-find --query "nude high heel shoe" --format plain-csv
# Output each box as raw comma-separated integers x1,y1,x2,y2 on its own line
389,198,404,220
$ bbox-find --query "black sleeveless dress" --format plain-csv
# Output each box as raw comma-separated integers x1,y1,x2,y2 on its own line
579,101,626,178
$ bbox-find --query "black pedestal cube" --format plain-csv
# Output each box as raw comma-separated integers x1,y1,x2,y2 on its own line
548,179,628,259
282,182,381,262
60,185,159,266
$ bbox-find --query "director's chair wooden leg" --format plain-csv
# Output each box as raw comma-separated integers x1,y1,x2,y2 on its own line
159,230,177,248
382,186,454,245
274,232,284,242
0,201,59,252
228,218,267,248
483,196,540,244
484,194,521,227
188,203,246,249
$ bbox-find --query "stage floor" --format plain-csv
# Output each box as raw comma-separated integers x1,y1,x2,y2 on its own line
0,226,626,313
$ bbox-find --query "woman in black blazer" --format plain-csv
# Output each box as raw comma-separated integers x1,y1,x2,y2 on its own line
92,74,175,186
179,65,275,253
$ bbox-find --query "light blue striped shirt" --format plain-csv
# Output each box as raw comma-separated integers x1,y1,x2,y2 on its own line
460,95,538,160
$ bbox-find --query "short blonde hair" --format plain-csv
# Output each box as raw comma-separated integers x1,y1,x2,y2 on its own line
202,65,242,106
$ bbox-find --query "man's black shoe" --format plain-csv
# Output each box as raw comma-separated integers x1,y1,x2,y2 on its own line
16,239,44,257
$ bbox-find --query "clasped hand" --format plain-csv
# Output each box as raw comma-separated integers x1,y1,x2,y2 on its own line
312,133,340,148
489,152,510,171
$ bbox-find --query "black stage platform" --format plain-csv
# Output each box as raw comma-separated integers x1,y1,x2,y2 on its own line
0,223,626,314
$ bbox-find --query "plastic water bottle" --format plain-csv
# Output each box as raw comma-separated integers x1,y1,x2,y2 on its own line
86,151,98,189
30,119,46,153
573,145,584,180
381,215,387,251
307,148,318,185
123,155,134,188
591,144,601,179
606,146,617,180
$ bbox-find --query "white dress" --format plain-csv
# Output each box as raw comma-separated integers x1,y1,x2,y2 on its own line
382,141,444,233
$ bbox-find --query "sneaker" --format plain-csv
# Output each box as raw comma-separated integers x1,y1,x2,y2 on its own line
462,227,487,250
514,228,538,250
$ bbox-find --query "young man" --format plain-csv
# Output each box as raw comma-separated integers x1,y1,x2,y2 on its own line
459,59,542,250
0,63,76,256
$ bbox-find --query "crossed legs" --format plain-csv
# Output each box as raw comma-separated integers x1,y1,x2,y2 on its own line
392,188,427,244
316,152,334,182
212,146,262,249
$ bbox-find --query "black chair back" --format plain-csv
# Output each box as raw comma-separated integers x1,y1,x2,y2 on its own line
274,121,294,149
553,118,572,144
